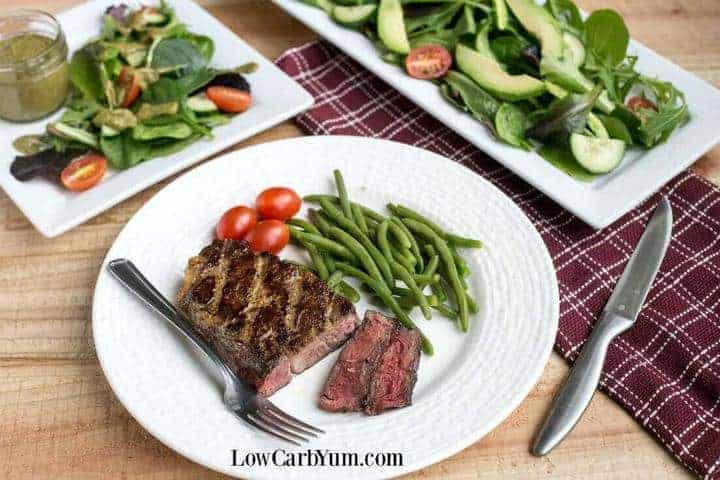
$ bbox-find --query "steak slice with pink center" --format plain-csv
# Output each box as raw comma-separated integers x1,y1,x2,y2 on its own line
319,311,396,412
364,320,422,415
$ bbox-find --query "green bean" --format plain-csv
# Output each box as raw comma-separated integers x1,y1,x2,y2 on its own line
327,270,343,287
308,209,333,236
391,246,416,272
389,203,482,249
304,242,329,280
333,169,353,220
335,281,360,303
466,290,479,314
433,304,459,320
402,218,469,332
451,246,471,278
376,219,393,259
423,254,439,277
335,262,433,355
390,216,424,272
430,281,447,302
320,199,394,286
397,293,439,310
328,226,385,285
352,203,369,235
290,230,355,261
288,218,320,235
389,259,431,319
324,254,337,272
415,273,440,288
304,194,385,223
387,221,412,250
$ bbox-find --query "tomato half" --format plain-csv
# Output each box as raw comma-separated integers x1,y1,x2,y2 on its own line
255,187,301,221
245,219,289,254
206,86,252,113
405,44,452,80
216,206,258,240
118,67,141,108
60,153,107,192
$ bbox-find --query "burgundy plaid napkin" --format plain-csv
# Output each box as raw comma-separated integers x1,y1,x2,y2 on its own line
275,41,720,478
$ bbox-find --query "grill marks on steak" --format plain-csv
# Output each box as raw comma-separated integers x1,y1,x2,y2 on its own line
319,310,422,415
177,239,358,396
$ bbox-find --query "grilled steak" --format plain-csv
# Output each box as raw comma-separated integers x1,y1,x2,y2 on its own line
176,239,359,396
365,319,422,415
319,311,396,412
319,310,421,415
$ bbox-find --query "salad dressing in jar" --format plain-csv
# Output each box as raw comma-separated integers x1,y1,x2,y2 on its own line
0,10,69,122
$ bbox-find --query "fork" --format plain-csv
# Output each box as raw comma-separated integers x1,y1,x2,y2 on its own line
107,258,324,445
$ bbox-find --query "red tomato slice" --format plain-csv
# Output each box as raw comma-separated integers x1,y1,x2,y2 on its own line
255,187,301,221
206,86,252,113
118,67,141,108
216,206,258,240
626,95,658,112
60,153,107,192
405,44,452,80
245,219,289,254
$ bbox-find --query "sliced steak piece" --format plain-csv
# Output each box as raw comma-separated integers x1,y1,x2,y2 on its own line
319,311,396,412
364,318,422,415
176,239,359,396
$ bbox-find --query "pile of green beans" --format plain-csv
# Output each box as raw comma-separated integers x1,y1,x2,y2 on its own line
288,170,483,355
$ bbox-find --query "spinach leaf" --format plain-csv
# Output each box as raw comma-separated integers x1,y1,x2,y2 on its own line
150,38,208,72
583,9,629,67
409,29,458,50
453,5,477,37
100,131,151,169
404,3,461,35
443,70,500,126
490,35,537,75
528,85,602,142
547,0,583,34
538,144,595,181
142,68,216,103
495,103,531,150
69,44,103,101
596,113,634,144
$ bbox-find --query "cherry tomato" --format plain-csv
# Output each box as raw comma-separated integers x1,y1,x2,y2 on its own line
118,67,141,108
60,153,107,192
216,206,258,240
206,86,252,113
626,95,657,112
245,219,289,254
405,44,452,80
255,187,301,221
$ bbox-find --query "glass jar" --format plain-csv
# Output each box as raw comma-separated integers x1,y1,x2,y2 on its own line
0,10,69,122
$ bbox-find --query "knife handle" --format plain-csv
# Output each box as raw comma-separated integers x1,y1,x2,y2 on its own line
531,313,633,456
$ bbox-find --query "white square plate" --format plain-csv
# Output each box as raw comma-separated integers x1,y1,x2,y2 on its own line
273,0,720,229
0,0,313,237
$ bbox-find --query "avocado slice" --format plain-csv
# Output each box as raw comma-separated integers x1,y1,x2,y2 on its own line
505,0,563,58
378,0,410,54
455,44,545,101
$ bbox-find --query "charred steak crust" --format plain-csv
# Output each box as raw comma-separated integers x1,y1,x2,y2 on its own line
319,311,396,412
177,239,359,395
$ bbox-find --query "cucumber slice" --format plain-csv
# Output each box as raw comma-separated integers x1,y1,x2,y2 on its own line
378,0,410,54
187,93,218,113
300,0,334,14
586,112,609,139
570,133,625,174
493,0,508,30
332,4,377,27
101,125,121,137
562,31,585,66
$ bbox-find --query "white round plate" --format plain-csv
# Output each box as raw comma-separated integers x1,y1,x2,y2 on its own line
93,136,558,479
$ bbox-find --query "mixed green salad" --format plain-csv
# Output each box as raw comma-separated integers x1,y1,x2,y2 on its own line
11,2,256,192
300,0,689,180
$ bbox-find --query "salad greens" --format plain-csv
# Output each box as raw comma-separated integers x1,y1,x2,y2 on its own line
301,0,689,180
12,1,256,176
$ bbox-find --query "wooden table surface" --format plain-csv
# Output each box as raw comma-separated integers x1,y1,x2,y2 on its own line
1,1,719,478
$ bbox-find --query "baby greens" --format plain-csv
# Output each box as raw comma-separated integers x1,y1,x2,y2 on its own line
11,1,254,175
301,0,689,180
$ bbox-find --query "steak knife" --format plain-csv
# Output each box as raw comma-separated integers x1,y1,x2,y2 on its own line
532,197,673,456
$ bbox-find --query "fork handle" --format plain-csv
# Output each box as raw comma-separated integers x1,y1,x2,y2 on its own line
107,258,236,382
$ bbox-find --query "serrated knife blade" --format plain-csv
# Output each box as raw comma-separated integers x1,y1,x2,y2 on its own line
532,197,673,456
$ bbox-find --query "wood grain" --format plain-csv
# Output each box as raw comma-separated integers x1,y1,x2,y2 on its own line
0,0,718,479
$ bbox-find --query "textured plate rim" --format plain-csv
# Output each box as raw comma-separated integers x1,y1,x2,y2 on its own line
92,136,559,479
